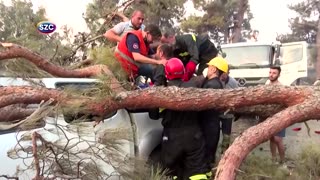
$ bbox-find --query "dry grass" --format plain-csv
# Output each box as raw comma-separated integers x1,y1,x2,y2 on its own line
236,143,320,180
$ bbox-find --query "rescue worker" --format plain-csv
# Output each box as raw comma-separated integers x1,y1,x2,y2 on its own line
200,57,229,170
104,10,145,43
152,43,173,86
115,24,167,81
149,58,208,180
161,30,219,81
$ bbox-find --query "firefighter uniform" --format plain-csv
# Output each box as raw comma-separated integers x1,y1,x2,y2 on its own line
200,77,224,165
149,58,208,180
173,34,219,76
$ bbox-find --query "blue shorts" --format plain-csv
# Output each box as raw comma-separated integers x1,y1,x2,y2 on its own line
276,129,286,137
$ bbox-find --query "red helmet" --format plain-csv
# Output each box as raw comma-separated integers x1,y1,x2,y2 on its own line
165,58,185,80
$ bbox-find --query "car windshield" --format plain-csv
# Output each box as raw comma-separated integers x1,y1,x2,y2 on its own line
222,45,272,67
279,44,303,65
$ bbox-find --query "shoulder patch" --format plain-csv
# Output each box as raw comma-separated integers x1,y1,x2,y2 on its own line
132,43,139,49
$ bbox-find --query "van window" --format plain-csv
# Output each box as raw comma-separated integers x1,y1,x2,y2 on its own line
222,45,272,68
279,44,303,65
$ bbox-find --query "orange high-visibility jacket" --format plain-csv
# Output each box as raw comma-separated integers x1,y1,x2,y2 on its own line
115,30,149,77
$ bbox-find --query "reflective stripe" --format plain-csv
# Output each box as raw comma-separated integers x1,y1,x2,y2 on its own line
191,34,196,42
179,51,189,57
173,176,178,180
115,47,141,67
159,108,165,113
206,171,212,177
189,174,207,180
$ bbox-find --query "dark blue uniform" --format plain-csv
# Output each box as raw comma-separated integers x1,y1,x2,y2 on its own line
149,77,208,180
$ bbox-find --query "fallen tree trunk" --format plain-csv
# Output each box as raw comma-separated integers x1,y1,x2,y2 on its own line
215,100,320,180
0,85,312,116
0,43,125,93
0,105,35,122
1,42,320,180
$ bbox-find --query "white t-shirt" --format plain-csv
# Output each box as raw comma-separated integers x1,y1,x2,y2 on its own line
265,79,282,85
112,21,145,37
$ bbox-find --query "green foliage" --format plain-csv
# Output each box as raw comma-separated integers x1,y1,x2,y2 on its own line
89,46,127,82
0,0,76,76
84,0,120,36
84,0,187,43
181,0,252,42
277,0,319,43
131,0,185,28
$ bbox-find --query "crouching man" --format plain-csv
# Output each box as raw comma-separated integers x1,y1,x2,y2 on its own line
149,58,208,180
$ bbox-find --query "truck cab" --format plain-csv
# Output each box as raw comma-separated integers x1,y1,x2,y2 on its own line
221,41,315,86
0,77,163,179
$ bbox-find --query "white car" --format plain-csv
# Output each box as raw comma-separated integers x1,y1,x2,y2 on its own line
0,77,163,179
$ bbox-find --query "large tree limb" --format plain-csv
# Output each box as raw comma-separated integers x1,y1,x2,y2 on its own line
0,85,314,119
0,43,124,92
0,105,35,122
0,42,106,77
0,83,318,179
215,98,320,180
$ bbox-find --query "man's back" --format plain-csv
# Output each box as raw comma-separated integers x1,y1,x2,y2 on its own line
161,78,204,128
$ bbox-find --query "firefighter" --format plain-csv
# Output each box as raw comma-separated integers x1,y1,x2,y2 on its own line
200,57,229,170
149,58,208,180
115,24,167,81
161,30,219,81
152,43,173,86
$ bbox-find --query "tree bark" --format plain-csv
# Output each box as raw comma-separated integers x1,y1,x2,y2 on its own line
215,99,320,180
0,43,124,92
2,42,320,179
0,105,35,122
0,83,319,179
0,85,313,119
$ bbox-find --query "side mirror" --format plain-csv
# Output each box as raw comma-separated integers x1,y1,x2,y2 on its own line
221,52,227,58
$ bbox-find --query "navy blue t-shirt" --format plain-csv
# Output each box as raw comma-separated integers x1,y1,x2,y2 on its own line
126,34,154,55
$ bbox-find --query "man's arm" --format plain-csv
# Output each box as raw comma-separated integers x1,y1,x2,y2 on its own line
184,35,200,64
203,79,223,89
103,22,126,42
127,34,166,65
132,53,166,65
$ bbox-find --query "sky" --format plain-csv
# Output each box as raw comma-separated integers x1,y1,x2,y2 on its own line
3,0,302,41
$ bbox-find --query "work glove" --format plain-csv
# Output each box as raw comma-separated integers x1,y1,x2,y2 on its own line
202,67,208,78
183,61,197,81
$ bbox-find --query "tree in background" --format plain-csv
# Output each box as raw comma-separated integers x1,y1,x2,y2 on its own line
84,0,186,46
277,0,320,80
180,0,252,43
277,0,318,44
0,0,92,77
